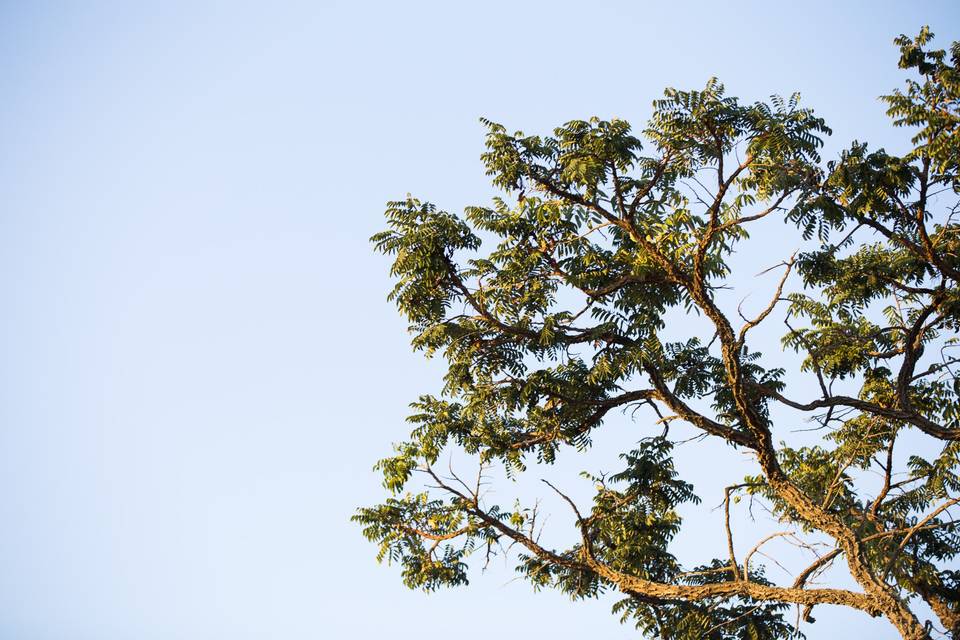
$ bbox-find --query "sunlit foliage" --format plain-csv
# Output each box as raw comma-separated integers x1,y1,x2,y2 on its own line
356,29,960,639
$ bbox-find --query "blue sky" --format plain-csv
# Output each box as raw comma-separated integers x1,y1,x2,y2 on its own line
1,2,958,638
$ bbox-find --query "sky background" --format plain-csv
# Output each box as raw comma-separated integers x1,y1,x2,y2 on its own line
2,2,959,638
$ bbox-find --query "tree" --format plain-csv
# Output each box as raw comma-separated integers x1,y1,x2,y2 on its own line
354,28,960,639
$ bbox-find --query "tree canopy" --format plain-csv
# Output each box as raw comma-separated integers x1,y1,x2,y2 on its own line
355,28,960,639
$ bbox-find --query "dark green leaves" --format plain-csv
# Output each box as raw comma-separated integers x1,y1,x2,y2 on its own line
359,25,960,640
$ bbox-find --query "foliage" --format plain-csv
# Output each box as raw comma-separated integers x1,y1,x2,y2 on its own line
356,29,960,640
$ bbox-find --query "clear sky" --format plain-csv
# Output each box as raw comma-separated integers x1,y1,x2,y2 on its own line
2,2,959,638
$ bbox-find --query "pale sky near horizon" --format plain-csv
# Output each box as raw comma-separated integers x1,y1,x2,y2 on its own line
2,2,959,639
